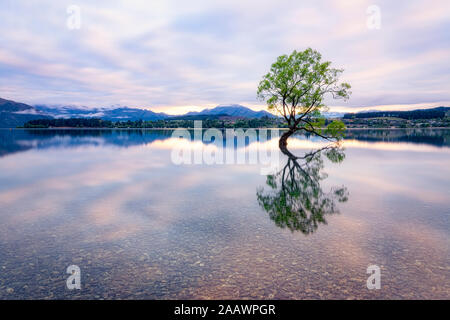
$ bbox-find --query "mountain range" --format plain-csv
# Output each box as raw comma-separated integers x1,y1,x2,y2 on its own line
34,104,169,122
0,98,277,127
182,104,274,118
1,97,447,128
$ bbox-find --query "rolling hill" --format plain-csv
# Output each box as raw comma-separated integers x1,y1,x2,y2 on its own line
0,98,51,127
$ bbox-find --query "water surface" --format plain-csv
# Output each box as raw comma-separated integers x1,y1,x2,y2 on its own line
0,128,449,299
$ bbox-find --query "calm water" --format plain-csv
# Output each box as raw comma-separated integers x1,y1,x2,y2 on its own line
0,128,449,299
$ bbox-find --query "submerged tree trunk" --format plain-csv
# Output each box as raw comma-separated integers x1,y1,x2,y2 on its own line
279,129,295,151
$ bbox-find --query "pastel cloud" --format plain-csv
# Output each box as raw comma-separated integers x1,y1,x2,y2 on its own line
0,0,449,113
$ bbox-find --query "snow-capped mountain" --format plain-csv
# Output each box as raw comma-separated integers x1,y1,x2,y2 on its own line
0,98,51,127
34,105,169,121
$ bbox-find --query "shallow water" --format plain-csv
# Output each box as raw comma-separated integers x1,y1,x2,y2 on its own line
0,128,449,299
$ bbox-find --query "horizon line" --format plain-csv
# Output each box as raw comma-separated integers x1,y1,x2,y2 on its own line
2,96,449,116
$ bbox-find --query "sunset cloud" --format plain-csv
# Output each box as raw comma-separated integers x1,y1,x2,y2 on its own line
0,0,449,113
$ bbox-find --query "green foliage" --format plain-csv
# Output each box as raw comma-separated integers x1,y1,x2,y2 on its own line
325,120,346,139
257,146,348,234
324,146,346,163
257,48,351,140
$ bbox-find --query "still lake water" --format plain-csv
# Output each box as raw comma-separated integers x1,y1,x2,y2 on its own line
0,128,449,299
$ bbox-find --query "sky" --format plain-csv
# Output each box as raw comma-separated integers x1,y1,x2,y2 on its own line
0,0,449,114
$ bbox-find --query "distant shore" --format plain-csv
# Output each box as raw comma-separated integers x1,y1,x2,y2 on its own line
6,126,450,130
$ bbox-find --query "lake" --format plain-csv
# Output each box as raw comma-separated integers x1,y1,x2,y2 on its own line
0,128,449,299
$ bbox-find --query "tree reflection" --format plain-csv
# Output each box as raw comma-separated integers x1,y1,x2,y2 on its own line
257,144,348,234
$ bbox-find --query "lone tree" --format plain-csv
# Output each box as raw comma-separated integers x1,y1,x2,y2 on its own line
257,48,351,149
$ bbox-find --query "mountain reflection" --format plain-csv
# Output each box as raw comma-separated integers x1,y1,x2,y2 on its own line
0,128,449,158
257,145,348,234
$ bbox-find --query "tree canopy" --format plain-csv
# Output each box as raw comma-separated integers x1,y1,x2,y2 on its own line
257,48,351,142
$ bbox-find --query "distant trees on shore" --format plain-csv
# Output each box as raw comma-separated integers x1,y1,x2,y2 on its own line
343,107,449,120
22,111,450,129
24,118,114,128
23,116,287,129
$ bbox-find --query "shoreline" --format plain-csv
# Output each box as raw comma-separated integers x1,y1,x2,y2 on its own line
4,127,450,130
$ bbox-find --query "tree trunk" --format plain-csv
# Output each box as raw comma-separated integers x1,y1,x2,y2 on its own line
279,129,295,151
